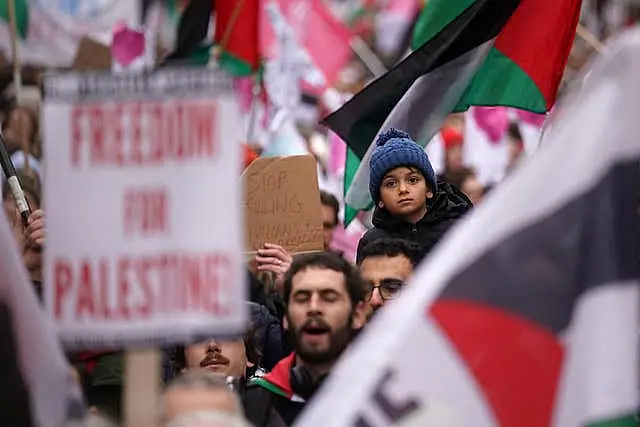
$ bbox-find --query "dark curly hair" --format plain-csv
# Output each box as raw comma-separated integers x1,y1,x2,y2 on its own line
356,238,424,267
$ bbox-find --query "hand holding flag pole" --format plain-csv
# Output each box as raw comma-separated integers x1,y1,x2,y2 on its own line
0,129,31,228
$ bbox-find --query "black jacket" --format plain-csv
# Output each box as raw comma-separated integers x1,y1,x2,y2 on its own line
242,383,288,427
247,302,286,371
356,180,473,264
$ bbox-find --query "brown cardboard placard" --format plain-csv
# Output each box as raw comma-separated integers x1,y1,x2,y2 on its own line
72,37,112,70
243,155,324,254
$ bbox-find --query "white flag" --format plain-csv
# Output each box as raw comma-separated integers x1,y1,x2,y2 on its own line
0,210,81,426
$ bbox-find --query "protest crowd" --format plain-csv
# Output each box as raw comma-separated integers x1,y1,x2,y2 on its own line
0,1,639,427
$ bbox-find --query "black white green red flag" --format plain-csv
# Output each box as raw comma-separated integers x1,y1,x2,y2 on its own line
298,27,640,427
324,0,581,225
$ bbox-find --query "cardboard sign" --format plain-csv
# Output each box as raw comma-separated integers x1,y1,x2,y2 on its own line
42,68,246,349
243,155,324,254
72,37,112,70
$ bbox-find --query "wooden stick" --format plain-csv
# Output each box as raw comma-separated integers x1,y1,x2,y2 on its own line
7,0,23,105
124,348,160,427
349,37,388,78
212,0,245,60
20,113,31,176
576,24,604,53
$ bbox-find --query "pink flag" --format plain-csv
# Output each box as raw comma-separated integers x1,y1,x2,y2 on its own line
385,0,419,17
516,109,546,128
261,0,353,91
472,107,510,144
328,131,346,177
234,77,255,113
111,22,145,68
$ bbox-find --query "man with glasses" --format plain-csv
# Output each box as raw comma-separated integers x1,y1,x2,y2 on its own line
356,238,423,320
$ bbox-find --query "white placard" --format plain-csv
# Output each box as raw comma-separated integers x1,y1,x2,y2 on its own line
43,69,246,349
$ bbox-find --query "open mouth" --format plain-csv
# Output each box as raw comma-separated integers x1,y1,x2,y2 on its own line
301,323,331,344
303,326,330,335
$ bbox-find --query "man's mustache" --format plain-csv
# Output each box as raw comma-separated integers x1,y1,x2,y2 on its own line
200,352,230,367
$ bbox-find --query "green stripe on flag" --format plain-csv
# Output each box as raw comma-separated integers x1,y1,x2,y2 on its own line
587,414,639,427
454,48,547,113
250,377,290,399
344,147,370,226
217,50,255,76
412,0,476,49
0,0,28,39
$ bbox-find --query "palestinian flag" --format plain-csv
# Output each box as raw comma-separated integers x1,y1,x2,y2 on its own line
0,0,77,66
251,353,306,402
214,0,260,75
162,0,260,75
297,29,640,427
323,0,581,226
0,209,83,426
0,0,27,39
162,0,213,65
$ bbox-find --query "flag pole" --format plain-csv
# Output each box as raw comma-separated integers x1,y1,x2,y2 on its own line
349,36,388,78
7,0,23,105
576,24,604,53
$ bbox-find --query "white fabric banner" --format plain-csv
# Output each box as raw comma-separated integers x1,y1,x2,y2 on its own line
0,0,141,66
0,208,80,427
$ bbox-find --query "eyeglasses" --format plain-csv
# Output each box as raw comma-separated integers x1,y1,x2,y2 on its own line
365,278,406,301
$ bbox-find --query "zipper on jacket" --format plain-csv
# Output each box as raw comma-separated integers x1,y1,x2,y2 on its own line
412,225,417,233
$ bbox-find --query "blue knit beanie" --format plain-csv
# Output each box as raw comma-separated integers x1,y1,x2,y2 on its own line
369,128,437,204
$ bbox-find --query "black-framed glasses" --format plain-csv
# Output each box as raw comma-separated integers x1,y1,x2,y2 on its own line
365,278,406,301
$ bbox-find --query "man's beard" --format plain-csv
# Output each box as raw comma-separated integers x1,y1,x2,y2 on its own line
290,315,355,365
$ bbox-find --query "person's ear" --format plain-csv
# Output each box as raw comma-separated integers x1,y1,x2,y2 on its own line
351,301,368,331
282,316,289,331
378,201,384,208
426,190,434,199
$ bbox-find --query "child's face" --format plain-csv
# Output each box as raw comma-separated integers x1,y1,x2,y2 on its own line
379,167,432,219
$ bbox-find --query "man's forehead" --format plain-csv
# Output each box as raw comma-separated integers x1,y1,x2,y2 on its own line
360,255,413,278
291,267,347,292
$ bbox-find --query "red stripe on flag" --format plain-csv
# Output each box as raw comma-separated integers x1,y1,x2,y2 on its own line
214,0,261,70
430,300,564,427
494,0,581,109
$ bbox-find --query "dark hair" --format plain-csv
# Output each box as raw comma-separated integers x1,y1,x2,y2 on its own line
1,106,39,148
356,238,423,267
2,168,41,208
170,326,261,377
319,190,340,226
282,252,366,309
507,122,523,143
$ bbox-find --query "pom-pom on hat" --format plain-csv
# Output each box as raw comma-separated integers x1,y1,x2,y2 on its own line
368,128,437,204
